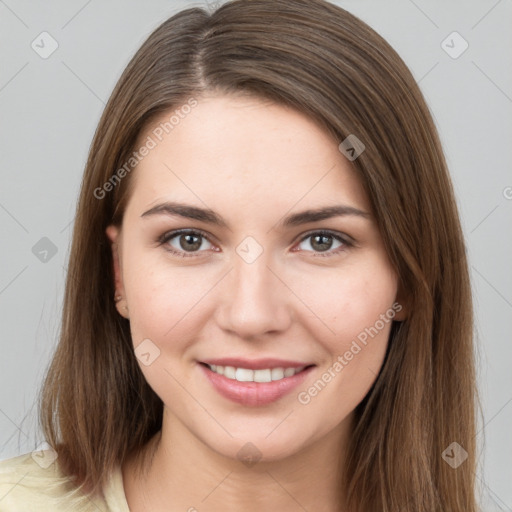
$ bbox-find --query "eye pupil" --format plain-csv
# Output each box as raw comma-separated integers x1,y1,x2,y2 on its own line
180,233,202,251
311,234,332,252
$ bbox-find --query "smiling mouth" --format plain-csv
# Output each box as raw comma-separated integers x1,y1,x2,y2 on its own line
200,363,314,383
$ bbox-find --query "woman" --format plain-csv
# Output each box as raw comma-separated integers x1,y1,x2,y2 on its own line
0,0,479,510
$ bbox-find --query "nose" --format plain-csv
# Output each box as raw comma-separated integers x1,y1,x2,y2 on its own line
215,249,292,339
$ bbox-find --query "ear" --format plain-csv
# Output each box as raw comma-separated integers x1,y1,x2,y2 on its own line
106,225,129,319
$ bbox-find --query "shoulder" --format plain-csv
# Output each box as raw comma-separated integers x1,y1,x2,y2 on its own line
0,450,111,511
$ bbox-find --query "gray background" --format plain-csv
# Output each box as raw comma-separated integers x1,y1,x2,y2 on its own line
0,0,510,510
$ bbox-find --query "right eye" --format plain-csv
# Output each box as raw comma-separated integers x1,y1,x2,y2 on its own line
158,229,216,258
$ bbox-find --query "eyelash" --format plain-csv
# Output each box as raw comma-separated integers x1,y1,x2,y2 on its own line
157,229,354,259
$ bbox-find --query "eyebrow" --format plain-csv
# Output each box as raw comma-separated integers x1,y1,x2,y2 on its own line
140,201,371,229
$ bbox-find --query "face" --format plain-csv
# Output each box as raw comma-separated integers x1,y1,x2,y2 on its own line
106,94,404,462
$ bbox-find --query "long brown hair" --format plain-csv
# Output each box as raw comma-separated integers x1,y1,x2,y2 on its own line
39,0,479,509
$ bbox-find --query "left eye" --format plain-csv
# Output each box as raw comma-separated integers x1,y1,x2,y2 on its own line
295,231,348,256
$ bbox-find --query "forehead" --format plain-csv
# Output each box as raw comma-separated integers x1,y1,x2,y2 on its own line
127,94,370,217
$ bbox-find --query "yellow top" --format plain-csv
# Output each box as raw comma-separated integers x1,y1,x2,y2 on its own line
0,450,130,511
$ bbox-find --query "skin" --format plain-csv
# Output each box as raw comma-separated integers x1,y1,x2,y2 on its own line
106,94,406,512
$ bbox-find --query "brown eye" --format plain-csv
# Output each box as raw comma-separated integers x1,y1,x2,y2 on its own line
159,229,214,257
176,233,203,252
310,233,336,251
296,231,351,257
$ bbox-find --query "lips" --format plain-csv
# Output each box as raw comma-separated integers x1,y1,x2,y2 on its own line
198,358,315,407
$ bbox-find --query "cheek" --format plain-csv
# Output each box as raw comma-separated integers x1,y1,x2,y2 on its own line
125,259,210,345
122,256,214,400
290,257,398,347
292,259,398,416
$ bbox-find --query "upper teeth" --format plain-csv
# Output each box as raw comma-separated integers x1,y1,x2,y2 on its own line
208,365,305,382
